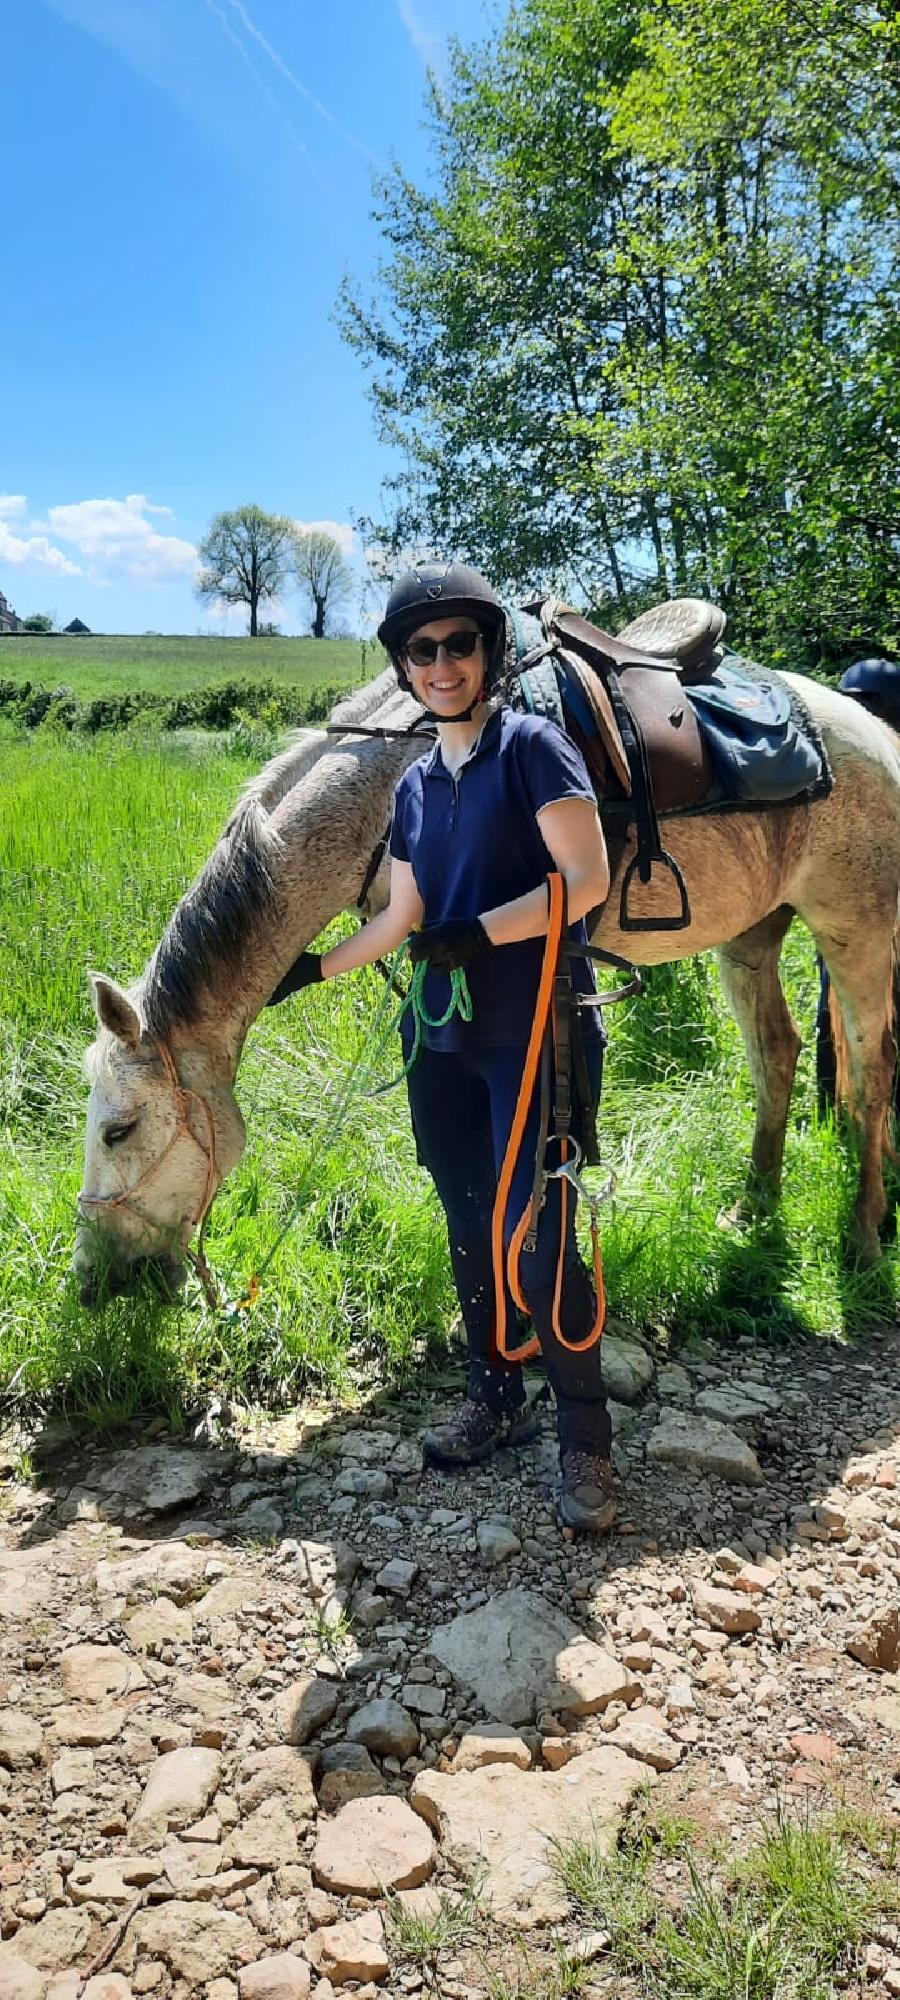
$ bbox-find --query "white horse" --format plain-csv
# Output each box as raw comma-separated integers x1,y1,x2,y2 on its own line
75,664,900,1298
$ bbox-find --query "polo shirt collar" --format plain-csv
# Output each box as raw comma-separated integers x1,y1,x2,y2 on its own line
424,701,504,778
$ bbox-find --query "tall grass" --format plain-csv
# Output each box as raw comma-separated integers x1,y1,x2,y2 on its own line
0,719,895,1424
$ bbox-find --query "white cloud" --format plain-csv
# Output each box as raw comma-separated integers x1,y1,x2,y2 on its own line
293,518,359,561
38,494,198,584
0,496,27,520
397,0,446,73
0,519,81,576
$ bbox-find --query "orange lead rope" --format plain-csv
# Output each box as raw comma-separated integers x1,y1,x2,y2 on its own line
491,871,606,1364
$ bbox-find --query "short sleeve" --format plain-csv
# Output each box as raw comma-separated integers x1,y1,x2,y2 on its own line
517,717,596,816
388,776,411,863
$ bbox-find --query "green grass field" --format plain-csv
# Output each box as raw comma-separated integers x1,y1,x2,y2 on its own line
0,657,896,1425
0,632,370,699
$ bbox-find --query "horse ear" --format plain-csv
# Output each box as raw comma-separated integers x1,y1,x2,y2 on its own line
89,974,142,1049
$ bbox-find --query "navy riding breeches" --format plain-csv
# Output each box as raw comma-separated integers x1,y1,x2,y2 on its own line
405,1036,611,1453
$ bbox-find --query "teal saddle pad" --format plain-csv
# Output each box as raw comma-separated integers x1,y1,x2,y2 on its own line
687,657,831,808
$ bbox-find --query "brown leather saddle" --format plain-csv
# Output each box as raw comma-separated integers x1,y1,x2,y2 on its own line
517,596,729,930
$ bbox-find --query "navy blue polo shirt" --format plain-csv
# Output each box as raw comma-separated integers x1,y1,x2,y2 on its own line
389,705,601,1050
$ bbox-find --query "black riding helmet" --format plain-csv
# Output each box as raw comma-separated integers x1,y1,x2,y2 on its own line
839,658,899,700
377,561,507,696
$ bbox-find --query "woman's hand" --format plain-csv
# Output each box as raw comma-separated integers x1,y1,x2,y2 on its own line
408,919,493,972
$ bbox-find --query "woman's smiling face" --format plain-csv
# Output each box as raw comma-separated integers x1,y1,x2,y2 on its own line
403,616,485,717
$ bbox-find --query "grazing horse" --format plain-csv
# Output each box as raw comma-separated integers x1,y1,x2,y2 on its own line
75,663,900,1300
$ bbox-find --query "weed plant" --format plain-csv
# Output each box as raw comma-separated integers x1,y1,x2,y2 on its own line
0,720,896,1425
551,1800,899,1999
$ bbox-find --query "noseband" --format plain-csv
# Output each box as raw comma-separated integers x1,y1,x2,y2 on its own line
78,1039,220,1253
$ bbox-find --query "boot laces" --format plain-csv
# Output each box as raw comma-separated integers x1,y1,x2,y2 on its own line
561,1447,614,1497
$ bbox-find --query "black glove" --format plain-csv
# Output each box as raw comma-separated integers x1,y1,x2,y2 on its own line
408,919,493,972
265,953,323,1006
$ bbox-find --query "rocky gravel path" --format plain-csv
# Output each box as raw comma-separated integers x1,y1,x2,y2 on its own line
0,1325,899,1998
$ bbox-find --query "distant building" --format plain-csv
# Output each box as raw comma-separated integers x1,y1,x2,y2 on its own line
63,618,91,635
0,590,22,634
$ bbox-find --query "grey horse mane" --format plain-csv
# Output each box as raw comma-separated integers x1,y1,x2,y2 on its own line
142,665,407,1035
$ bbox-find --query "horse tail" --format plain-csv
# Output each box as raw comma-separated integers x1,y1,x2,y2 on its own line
830,910,900,1162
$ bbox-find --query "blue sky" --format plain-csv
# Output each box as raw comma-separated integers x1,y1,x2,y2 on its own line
1,0,491,633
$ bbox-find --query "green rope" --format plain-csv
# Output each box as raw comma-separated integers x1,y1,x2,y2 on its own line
234,947,471,1305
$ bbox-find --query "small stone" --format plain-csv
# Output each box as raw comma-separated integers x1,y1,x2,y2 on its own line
234,1746,318,1822
692,1583,762,1635
657,1364,691,1403
50,1751,93,1796
83,1981,132,2000
335,1468,394,1500
476,1521,521,1566
695,1386,775,1423
126,1599,193,1651
133,1904,256,1985
399,1683,445,1719
375,1559,418,1597
60,1645,146,1703
227,1798,299,1869
732,1565,777,1595
0,1713,44,1769
452,1725,531,1772
312,1796,435,1895
278,1676,340,1746
238,1954,310,2000
317,1745,382,1811
307,1911,388,1986
723,1755,752,1788
610,1713,682,1771
346,1699,418,1759
94,1445,212,1515
789,1732,841,1765
131,1746,222,1838
846,1606,900,1673
7,1911,91,1973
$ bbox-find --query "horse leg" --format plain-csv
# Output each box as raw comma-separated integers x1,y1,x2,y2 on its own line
811,924,896,1265
716,905,800,1220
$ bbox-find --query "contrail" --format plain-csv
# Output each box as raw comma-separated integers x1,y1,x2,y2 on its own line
202,0,322,182
224,0,380,165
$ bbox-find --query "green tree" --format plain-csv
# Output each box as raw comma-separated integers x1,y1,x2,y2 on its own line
341,0,899,665
22,613,54,633
293,528,354,638
196,504,296,638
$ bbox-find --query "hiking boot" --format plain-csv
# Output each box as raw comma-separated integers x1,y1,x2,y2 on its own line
422,1396,539,1469
556,1448,617,1534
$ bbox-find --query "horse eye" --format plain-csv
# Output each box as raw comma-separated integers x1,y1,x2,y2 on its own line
103,1119,138,1148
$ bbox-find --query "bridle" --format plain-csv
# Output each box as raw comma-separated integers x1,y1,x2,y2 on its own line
78,1038,221,1302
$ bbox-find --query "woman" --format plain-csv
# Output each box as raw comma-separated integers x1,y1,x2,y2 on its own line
274,561,615,1534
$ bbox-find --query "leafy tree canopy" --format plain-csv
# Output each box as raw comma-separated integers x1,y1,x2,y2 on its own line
341,0,898,668
196,504,296,638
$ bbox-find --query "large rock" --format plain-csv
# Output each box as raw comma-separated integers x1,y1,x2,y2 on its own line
67,1858,161,1906
429,1588,634,1725
600,1335,654,1404
131,1746,222,1839
132,1904,257,1985
126,1598,193,1651
346,1699,418,1760
411,1745,649,1924
312,1796,435,1895
307,1911,389,1984
9,1914,91,1973
94,1541,209,1602
234,1746,318,1821
60,1645,147,1703
610,1712,682,1772
646,1413,763,1486
94,1446,212,1516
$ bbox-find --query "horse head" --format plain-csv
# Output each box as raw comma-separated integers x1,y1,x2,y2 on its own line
75,974,246,1305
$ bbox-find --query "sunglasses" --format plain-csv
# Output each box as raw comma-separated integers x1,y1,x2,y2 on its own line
404,628,483,669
